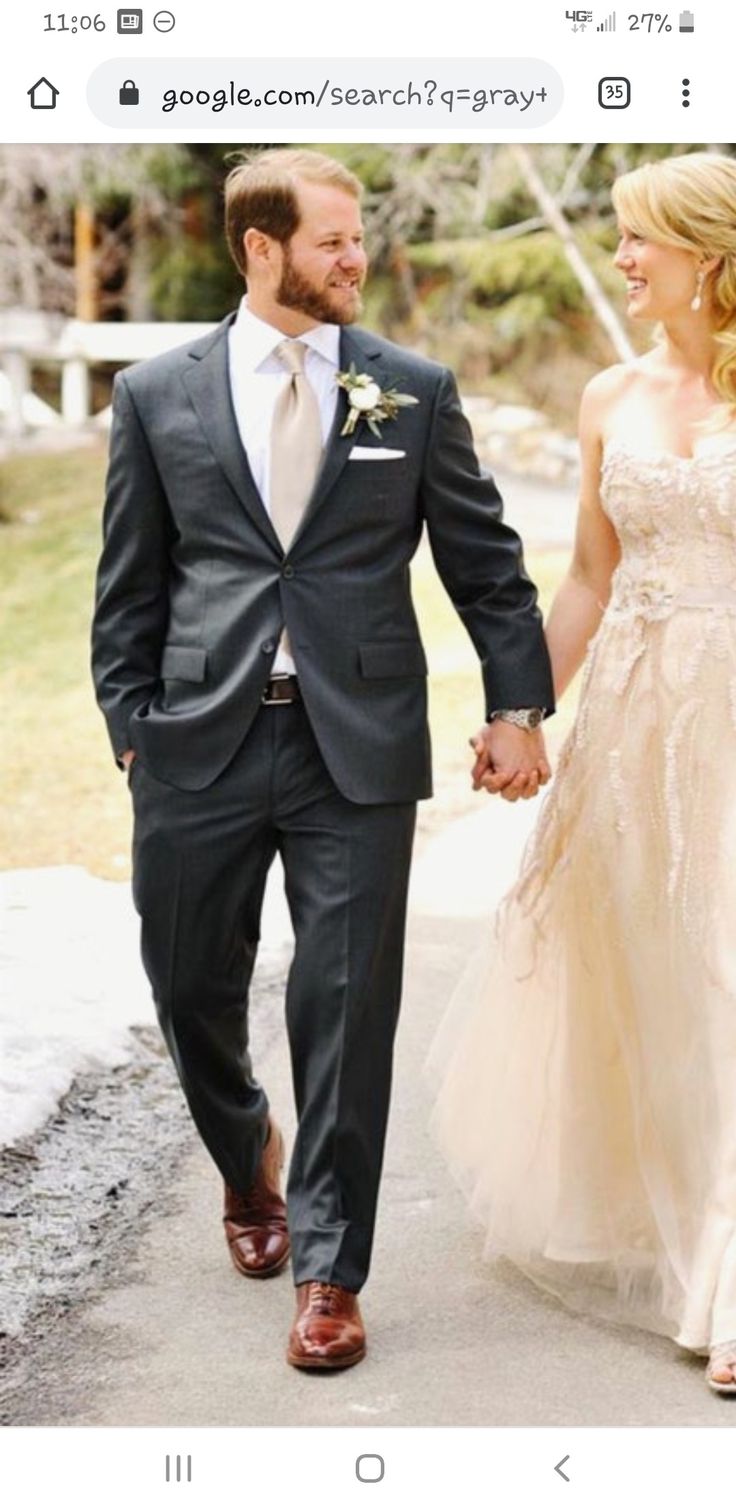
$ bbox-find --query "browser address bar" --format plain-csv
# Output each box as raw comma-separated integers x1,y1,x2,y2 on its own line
86,57,563,128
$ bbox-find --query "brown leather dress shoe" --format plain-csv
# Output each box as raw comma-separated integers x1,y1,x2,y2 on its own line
287,1282,366,1370
223,1118,290,1278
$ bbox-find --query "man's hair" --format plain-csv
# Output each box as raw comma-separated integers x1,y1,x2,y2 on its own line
224,148,363,278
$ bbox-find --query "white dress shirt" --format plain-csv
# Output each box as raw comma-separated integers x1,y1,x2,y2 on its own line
228,298,341,676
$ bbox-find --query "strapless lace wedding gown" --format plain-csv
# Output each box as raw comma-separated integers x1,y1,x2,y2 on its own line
430,440,736,1351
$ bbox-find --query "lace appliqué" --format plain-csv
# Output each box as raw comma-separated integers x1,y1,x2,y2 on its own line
608,749,628,834
663,698,701,907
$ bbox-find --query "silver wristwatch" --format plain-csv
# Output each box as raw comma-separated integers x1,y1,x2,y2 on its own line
489,708,545,731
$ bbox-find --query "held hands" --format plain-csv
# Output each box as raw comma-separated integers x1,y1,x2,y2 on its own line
469,722,551,802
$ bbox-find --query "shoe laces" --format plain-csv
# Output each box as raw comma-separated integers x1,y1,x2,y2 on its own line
307,1282,343,1315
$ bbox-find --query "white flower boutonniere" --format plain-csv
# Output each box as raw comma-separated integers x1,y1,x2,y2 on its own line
336,363,419,438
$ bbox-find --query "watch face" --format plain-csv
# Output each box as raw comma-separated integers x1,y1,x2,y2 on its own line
527,709,543,729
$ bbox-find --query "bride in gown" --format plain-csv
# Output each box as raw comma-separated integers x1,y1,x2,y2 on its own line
430,152,736,1393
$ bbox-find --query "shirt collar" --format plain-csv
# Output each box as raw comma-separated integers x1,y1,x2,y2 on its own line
231,296,341,372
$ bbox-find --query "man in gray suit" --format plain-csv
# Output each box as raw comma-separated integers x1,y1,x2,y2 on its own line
92,148,554,1370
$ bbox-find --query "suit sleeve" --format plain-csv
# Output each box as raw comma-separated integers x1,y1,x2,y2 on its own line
420,368,555,719
91,372,172,763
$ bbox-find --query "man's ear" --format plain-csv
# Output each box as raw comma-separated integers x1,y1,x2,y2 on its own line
243,227,274,270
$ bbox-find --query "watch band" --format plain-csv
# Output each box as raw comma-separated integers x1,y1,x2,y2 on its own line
489,708,545,731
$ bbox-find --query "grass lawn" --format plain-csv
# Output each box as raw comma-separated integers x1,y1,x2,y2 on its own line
1,445,573,879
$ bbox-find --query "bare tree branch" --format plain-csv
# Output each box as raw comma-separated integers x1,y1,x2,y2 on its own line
512,145,635,362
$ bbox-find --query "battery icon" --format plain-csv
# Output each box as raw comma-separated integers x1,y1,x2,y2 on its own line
679,9,694,30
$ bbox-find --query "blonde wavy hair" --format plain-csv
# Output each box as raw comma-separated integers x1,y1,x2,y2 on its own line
612,151,736,420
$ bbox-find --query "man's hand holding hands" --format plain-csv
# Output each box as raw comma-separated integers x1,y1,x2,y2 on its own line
469,721,551,802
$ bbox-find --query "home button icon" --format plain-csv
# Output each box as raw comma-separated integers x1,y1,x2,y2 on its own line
356,1454,385,1483
28,77,60,110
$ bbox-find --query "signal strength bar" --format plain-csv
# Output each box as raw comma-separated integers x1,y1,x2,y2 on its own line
597,10,616,28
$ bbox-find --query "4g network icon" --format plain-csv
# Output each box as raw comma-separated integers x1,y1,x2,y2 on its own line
566,8,593,29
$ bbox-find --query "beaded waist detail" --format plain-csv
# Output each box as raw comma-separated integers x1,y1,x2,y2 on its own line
608,582,736,622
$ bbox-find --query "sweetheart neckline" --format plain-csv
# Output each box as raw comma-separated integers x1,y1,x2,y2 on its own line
602,437,736,466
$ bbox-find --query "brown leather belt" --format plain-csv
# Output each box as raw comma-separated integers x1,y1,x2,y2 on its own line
262,675,301,706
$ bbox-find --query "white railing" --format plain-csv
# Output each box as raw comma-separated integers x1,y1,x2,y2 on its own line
0,310,216,436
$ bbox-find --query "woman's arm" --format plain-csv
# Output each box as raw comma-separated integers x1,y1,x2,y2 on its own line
545,370,623,700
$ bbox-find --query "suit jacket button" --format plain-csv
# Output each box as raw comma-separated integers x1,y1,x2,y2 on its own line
261,640,275,655
282,564,295,579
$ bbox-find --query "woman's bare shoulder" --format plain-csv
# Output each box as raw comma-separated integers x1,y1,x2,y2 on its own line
579,362,643,440
582,361,642,408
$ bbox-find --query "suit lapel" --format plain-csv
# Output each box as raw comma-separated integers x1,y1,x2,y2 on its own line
182,319,396,556
289,327,390,550
182,317,282,553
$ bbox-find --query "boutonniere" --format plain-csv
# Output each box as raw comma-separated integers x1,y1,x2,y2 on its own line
336,364,419,438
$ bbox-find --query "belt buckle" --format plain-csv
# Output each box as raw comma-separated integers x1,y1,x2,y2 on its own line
262,675,294,706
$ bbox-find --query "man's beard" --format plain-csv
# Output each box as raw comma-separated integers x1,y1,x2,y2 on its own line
276,244,363,325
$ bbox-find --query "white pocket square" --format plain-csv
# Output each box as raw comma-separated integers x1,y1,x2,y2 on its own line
348,446,406,461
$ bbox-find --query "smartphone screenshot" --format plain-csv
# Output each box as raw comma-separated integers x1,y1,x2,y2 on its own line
2,2,735,1506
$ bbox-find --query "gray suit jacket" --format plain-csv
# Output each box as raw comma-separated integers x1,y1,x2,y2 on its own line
92,315,554,801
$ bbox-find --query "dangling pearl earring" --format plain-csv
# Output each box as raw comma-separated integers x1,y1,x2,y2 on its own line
691,269,706,312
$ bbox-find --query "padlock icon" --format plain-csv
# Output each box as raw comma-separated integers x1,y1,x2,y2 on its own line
119,79,139,105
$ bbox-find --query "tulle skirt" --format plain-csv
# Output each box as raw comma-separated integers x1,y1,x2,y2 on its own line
428,606,736,1351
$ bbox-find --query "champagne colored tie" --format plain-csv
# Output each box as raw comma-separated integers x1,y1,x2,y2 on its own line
270,340,323,551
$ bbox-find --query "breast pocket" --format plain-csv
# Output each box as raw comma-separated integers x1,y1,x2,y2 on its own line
345,455,413,522
348,459,409,481
348,448,407,462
